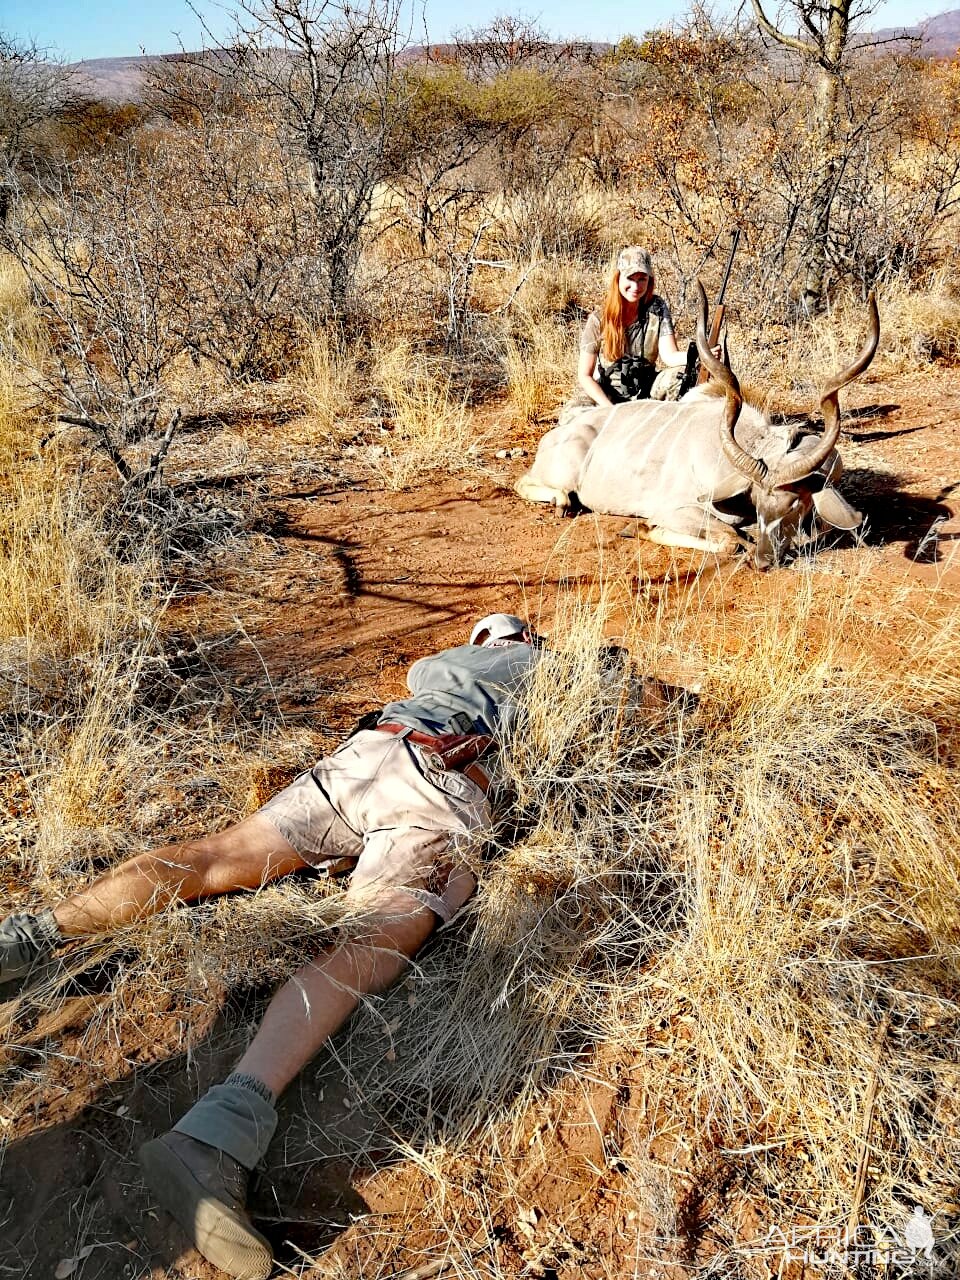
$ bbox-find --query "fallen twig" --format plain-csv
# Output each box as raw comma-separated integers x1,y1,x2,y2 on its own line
846,1010,891,1248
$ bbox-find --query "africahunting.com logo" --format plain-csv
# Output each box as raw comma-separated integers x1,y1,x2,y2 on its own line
759,1207,946,1271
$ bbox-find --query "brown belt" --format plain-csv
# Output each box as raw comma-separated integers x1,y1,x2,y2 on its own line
375,722,493,794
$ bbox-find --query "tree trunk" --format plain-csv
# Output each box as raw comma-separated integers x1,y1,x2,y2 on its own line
750,0,854,314
802,68,841,313
802,1,850,313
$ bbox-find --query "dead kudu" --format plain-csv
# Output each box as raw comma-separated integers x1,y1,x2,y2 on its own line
516,285,880,569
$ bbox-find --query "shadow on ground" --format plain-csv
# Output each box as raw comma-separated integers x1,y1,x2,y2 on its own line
0,991,374,1279
842,465,958,561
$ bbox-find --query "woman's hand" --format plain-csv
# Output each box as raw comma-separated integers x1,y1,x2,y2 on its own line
577,349,613,407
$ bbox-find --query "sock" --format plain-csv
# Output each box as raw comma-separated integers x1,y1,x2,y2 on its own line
173,1075,278,1169
36,909,64,948
224,1072,277,1108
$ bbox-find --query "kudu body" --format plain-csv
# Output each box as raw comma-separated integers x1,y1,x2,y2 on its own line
516,286,880,568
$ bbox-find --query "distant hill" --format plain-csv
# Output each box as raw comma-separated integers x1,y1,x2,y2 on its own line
70,46,463,102
72,10,960,104
72,54,182,103
873,7,960,57
69,42,613,101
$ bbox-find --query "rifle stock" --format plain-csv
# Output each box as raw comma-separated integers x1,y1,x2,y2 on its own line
695,230,740,386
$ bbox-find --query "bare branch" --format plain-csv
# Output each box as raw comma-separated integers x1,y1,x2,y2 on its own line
749,0,819,58
56,414,134,481
142,407,183,486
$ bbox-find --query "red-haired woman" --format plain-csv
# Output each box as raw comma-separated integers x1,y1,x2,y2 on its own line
560,246,689,423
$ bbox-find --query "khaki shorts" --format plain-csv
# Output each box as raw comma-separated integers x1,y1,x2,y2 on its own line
257,730,492,922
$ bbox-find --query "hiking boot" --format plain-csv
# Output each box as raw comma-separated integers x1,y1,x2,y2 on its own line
138,1130,273,1280
0,910,62,994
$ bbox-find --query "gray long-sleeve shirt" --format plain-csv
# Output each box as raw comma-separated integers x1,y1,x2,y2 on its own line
377,641,542,739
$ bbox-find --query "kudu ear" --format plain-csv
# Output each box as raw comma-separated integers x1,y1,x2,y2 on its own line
813,487,861,530
699,474,751,504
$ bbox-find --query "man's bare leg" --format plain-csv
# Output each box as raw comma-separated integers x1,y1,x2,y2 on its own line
53,814,309,936
0,816,308,991
234,885,438,1093
138,886,447,1280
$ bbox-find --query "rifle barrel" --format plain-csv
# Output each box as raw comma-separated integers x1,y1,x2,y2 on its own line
717,228,741,307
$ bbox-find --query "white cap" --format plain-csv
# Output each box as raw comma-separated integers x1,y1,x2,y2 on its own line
470,613,528,646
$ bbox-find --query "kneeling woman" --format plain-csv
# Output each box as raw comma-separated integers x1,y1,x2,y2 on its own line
561,246,688,424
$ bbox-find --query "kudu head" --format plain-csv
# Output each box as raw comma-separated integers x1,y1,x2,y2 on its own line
695,283,880,569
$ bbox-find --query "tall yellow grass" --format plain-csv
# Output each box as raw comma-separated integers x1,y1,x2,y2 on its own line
0,297,268,900
0,257,47,477
872,272,960,369
373,340,484,489
292,324,359,443
0,460,166,879
503,308,572,426
727,273,960,400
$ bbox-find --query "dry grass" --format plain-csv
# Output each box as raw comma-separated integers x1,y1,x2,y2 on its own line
0,256,37,341
872,272,960,369
372,340,487,489
0,257,47,475
490,182,616,262
0,479,148,658
0,320,281,911
512,255,598,320
502,308,572,426
292,324,360,444
0,469,199,891
727,273,960,409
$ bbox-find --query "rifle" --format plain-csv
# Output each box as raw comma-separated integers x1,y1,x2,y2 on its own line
695,228,741,386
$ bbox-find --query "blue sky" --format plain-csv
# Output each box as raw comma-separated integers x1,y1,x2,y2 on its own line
0,0,941,61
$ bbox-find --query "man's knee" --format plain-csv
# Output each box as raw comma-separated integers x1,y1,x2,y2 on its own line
141,815,303,899
339,882,437,955
135,838,222,897
346,860,476,933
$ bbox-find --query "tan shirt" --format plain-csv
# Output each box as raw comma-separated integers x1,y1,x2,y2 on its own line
579,297,674,366
558,297,674,412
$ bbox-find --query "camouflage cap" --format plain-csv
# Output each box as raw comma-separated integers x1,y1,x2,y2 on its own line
617,246,654,278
